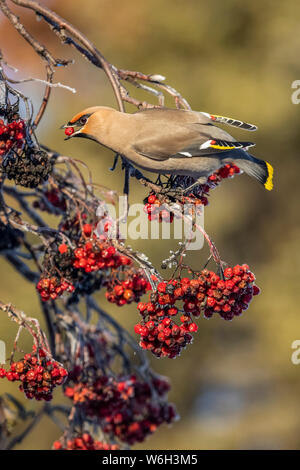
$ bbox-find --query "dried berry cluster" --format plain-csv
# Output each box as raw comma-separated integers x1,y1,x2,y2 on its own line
3,148,53,188
0,346,68,401
65,374,176,445
134,264,259,358
53,433,119,450
0,118,26,157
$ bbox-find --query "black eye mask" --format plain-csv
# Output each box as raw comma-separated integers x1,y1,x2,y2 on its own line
68,113,92,127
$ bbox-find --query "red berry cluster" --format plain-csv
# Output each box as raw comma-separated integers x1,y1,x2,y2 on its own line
72,224,132,273
36,276,75,301
73,241,128,272
184,163,241,203
144,164,241,223
202,264,260,320
64,375,124,418
0,118,26,157
65,374,176,445
144,194,174,223
105,271,152,306
208,163,240,185
134,264,260,357
0,346,68,401
53,433,119,450
189,163,241,198
135,303,197,359
36,221,133,302
103,375,176,445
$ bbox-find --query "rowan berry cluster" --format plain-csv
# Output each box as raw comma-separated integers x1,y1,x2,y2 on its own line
35,214,143,303
152,264,258,320
64,374,176,445
69,223,129,270
143,163,241,223
36,276,75,301
178,163,241,198
208,163,241,185
0,346,68,401
143,194,174,222
179,163,241,206
0,118,26,157
53,433,119,450
103,375,176,445
135,305,197,359
65,375,132,418
36,220,133,302
73,238,131,273
105,271,151,306
202,265,260,320
134,264,259,357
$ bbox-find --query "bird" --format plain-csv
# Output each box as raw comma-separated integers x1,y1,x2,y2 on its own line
61,106,273,191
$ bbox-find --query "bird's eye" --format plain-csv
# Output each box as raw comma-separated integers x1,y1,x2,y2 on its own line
79,116,87,126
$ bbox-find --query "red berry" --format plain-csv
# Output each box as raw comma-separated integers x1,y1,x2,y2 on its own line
207,297,216,307
83,224,92,236
252,285,260,295
148,194,157,204
157,282,166,293
123,289,133,301
134,324,143,334
224,267,233,278
58,243,68,254
188,322,198,332
64,127,74,136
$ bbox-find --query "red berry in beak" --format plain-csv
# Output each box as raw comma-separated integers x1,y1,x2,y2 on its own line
65,127,74,136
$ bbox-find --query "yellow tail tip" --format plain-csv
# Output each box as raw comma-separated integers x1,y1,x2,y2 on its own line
264,161,274,191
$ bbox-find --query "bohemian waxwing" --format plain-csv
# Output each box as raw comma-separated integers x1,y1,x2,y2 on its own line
62,106,273,190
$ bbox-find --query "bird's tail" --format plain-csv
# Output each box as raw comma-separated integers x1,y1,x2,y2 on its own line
228,153,274,191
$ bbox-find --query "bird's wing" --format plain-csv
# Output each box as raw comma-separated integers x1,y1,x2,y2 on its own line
132,122,255,161
199,112,257,131
135,107,258,131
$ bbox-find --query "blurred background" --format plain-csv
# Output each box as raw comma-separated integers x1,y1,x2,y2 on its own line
0,0,300,450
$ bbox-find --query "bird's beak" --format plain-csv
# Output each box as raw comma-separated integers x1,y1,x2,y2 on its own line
60,123,69,129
